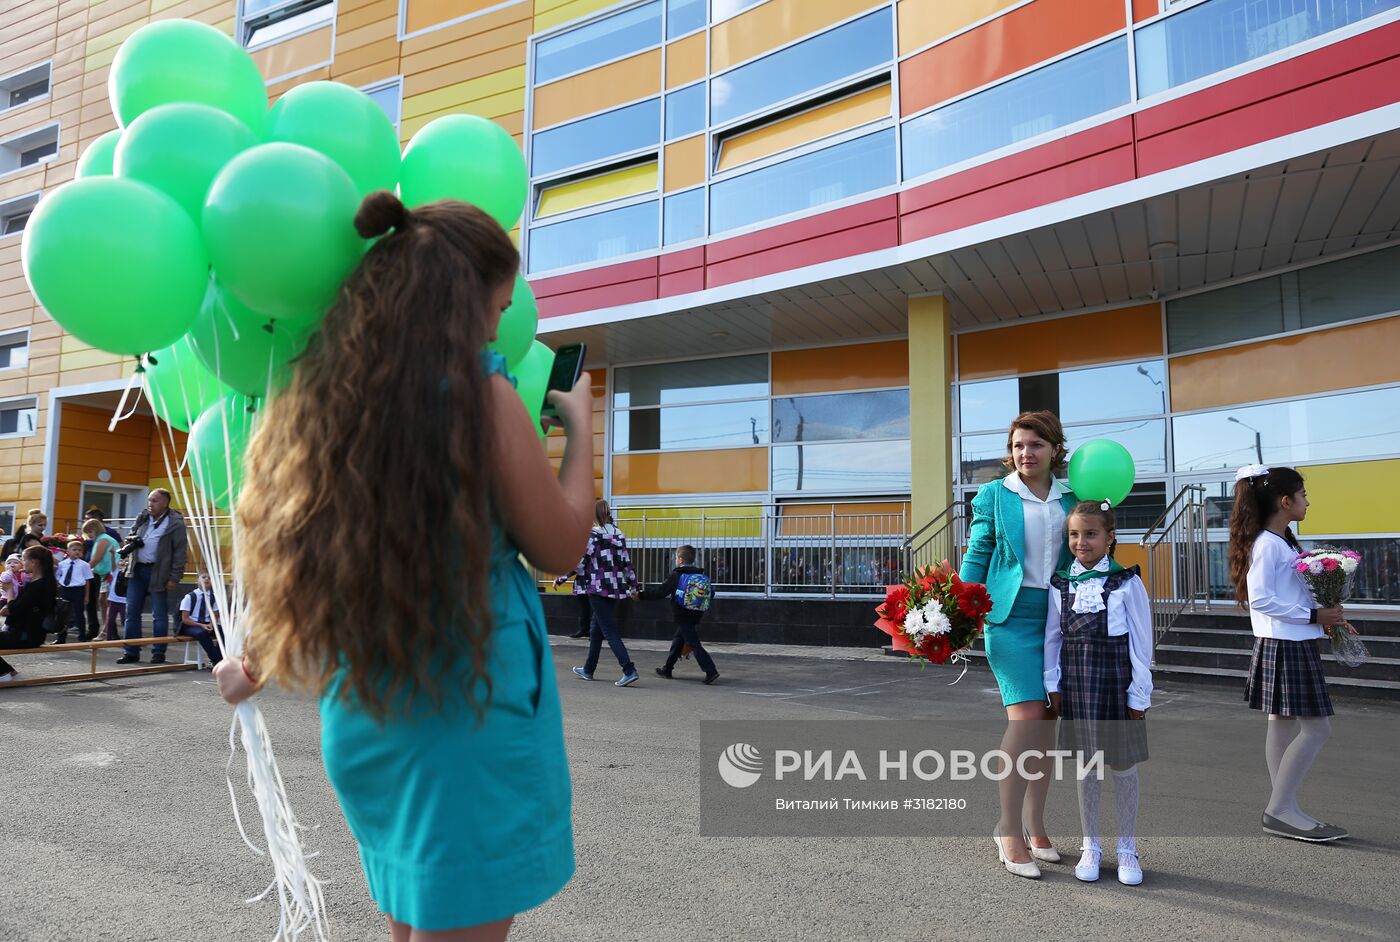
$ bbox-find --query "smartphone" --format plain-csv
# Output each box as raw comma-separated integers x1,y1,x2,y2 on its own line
541,342,586,418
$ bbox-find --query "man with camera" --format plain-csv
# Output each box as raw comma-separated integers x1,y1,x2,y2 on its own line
116,489,188,665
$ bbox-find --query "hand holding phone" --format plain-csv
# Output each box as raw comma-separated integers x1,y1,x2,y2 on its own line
541,343,586,420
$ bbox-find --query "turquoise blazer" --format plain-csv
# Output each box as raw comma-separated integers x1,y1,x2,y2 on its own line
958,477,1078,625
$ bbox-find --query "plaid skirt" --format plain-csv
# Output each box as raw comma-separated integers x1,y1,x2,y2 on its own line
1058,633,1148,768
1244,637,1334,717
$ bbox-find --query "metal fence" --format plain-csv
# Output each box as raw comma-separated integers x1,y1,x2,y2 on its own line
1139,485,1210,643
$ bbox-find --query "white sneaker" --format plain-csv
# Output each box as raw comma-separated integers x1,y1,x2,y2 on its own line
1117,852,1143,886
1075,848,1101,882
0,671,18,684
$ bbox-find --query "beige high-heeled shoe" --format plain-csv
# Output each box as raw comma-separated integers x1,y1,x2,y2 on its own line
1024,830,1062,863
993,828,1041,879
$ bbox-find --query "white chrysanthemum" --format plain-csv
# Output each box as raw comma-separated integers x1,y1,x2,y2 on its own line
1308,559,1324,574
925,609,952,636
903,607,930,640
1341,558,1358,574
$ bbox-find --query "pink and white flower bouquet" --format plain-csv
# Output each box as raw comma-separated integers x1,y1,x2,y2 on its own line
1294,547,1369,667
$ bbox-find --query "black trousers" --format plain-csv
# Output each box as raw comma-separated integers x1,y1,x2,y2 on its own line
0,629,39,675
84,577,102,639
663,617,716,675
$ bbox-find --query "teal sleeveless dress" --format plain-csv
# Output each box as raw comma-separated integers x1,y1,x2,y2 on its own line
319,352,574,930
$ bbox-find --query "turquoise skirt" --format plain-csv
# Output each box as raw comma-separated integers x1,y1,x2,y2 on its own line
985,586,1049,706
320,559,573,930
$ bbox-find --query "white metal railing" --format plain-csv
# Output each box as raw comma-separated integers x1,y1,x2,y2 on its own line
59,515,235,582
1139,484,1210,644
902,500,968,575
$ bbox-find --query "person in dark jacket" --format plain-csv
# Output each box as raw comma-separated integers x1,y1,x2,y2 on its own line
0,546,59,682
639,544,720,685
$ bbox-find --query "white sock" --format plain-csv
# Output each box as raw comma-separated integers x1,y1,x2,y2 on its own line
1266,716,1332,830
1112,767,1139,857
1077,772,1102,852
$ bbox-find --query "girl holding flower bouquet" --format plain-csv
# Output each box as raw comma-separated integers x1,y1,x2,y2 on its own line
1228,464,1348,843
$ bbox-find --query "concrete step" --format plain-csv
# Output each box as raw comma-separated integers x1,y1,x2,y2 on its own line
1173,611,1400,637
1147,662,1400,700
1154,642,1400,683
1162,626,1400,659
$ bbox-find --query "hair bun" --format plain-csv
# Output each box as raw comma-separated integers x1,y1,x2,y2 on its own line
355,190,409,239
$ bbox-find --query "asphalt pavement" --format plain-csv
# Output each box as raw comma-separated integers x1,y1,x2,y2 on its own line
1,638,1397,942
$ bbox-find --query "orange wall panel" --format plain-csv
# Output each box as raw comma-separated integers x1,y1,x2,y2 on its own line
612,448,768,495
250,25,334,83
712,0,882,72
1133,0,1160,22
663,135,706,192
666,32,706,89
532,48,661,129
772,340,910,396
957,305,1163,380
899,0,1124,116
897,0,1023,56
1168,317,1400,413
404,0,509,35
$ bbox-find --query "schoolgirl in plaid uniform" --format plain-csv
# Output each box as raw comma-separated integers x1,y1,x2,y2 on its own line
1044,501,1152,886
1229,464,1349,843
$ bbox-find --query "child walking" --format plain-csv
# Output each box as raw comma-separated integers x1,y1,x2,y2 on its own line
1044,501,1153,885
1229,464,1348,842
55,540,94,645
639,544,720,685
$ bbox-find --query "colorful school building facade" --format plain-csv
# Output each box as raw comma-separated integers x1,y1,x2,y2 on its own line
2,0,1399,606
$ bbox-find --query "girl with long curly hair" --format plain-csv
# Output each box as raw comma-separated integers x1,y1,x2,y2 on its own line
213,191,597,941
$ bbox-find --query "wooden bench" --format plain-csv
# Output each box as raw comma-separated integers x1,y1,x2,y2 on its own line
0,635,212,688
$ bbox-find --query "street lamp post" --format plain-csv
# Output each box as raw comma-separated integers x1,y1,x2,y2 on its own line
1227,416,1263,465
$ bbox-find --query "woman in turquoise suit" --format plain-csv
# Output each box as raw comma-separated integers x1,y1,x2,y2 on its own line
216,192,598,941
960,410,1077,880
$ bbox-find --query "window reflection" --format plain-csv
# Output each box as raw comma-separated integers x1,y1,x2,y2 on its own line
902,38,1129,180
772,440,912,492
709,8,892,125
528,200,658,272
1172,387,1400,471
773,389,910,443
1061,361,1166,423
666,0,706,36
614,400,770,451
1166,276,1285,353
614,355,769,408
535,1,663,84
1297,245,1400,327
959,379,1019,434
1066,419,1167,474
665,83,705,140
959,432,1008,485
1135,0,1400,98
710,128,895,233
663,187,704,244
532,98,661,177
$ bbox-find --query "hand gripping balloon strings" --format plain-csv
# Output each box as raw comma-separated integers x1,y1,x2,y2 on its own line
127,350,330,942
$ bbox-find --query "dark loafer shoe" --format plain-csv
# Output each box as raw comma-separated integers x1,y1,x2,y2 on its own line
1262,813,1347,842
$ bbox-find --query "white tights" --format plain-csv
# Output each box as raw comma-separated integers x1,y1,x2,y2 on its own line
1265,715,1332,829
1077,766,1140,857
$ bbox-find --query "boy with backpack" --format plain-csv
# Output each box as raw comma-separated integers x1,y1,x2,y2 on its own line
637,544,720,685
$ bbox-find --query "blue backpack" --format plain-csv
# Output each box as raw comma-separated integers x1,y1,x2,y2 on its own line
675,572,712,612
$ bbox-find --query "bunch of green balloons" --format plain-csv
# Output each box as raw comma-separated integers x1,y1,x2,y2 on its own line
21,18,554,508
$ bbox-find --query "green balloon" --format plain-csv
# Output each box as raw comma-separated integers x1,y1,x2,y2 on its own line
1068,439,1137,508
265,81,401,198
513,340,555,438
203,143,363,321
76,130,122,178
399,115,526,228
144,336,230,433
109,19,267,134
115,102,258,223
21,177,207,355
190,280,310,398
489,275,538,368
188,392,256,509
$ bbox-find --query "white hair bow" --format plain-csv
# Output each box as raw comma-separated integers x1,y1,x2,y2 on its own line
1234,464,1269,482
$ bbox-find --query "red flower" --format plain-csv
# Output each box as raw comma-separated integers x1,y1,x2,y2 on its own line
953,582,992,619
921,634,953,665
916,567,943,592
877,584,910,625
1320,558,1340,572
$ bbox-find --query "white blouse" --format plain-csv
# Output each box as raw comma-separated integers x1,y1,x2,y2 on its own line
1002,474,1069,590
1043,562,1155,711
1247,530,1323,641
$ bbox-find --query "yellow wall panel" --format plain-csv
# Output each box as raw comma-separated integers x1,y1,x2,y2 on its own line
613,449,768,495
405,0,516,35
898,0,1024,53
1297,460,1400,536
532,48,660,129
1169,317,1400,413
663,135,705,192
772,340,911,396
665,31,705,88
716,84,890,172
404,64,525,118
957,305,1164,381
250,25,335,82
712,0,880,72
538,161,657,217
535,0,625,32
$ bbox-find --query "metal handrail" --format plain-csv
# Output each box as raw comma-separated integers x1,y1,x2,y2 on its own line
1139,484,1210,645
903,500,968,575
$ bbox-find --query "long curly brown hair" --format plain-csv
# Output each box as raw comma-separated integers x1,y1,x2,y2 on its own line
1227,466,1305,607
237,192,519,720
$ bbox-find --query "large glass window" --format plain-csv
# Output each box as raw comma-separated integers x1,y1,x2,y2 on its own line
958,432,1008,485
709,128,895,233
1060,361,1167,423
665,83,705,140
527,200,658,271
1173,386,1400,471
1135,0,1400,97
663,187,704,244
772,440,912,493
614,400,770,450
666,0,706,37
534,1,663,84
1298,245,1400,327
709,8,893,125
532,97,660,177
613,354,768,407
772,389,910,443
1166,275,1286,352
1065,419,1168,474
959,378,1021,434
902,37,1130,180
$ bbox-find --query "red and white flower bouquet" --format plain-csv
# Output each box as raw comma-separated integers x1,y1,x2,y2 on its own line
874,561,992,668
1294,546,1369,668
